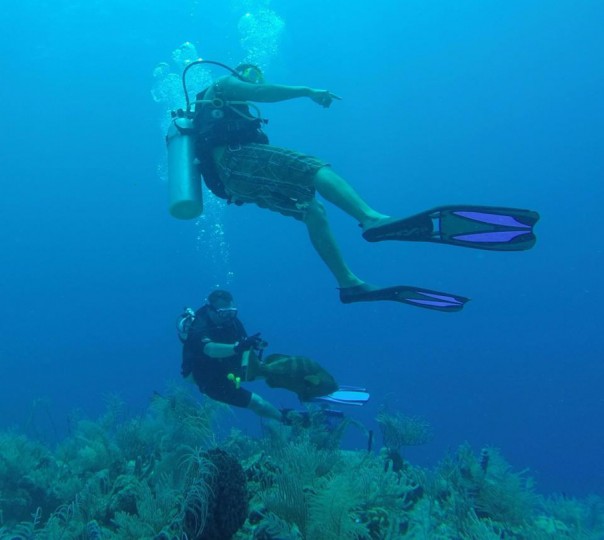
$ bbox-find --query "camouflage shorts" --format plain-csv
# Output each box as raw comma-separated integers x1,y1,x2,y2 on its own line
215,143,327,220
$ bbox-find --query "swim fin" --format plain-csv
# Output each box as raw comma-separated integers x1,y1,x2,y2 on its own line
362,205,540,251
339,283,469,312
312,386,370,406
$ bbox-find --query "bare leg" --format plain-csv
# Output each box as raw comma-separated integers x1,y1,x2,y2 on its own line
248,393,282,421
303,199,364,288
313,167,389,229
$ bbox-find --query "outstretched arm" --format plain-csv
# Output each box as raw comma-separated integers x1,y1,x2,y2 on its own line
202,333,265,358
203,341,238,358
217,76,341,108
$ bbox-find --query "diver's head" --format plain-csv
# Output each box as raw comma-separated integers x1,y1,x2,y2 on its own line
235,63,265,84
207,289,238,323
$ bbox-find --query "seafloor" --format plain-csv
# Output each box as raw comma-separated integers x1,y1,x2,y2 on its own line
0,387,602,539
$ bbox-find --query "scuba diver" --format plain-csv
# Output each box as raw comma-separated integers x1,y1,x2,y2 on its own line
168,61,540,312
178,289,368,421
179,289,282,421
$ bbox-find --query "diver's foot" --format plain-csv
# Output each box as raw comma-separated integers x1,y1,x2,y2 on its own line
279,408,293,424
360,214,392,232
280,408,311,428
362,213,435,243
361,215,426,242
338,283,379,304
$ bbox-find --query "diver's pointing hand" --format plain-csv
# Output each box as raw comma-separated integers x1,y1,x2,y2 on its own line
309,89,342,108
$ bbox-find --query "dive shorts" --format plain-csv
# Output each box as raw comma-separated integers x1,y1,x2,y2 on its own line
201,379,252,409
193,358,252,408
214,143,327,220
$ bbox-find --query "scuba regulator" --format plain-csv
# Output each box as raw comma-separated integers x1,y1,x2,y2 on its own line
166,60,260,220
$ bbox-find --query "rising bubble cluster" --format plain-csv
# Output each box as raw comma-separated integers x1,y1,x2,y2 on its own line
238,8,284,67
151,42,213,135
195,199,235,286
152,1,285,286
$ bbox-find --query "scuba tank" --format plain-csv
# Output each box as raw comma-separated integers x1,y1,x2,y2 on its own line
166,59,267,219
166,114,202,219
176,307,196,342
166,59,233,220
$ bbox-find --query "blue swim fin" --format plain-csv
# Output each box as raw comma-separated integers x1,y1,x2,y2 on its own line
339,283,469,312
363,205,539,251
311,386,370,406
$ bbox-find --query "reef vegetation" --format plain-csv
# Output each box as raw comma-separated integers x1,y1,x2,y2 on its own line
0,387,603,539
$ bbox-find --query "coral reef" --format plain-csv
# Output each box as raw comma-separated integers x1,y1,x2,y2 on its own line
0,388,603,540
377,409,433,473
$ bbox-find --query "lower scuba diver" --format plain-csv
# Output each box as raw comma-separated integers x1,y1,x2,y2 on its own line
178,289,352,421
168,61,540,312
179,289,281,421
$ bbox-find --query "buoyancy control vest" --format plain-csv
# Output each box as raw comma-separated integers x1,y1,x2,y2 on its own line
180,305,246,379
193,87,269,199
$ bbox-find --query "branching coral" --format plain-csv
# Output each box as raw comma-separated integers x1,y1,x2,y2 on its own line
1,387,604,540
376,410,434,451
0,433,60,525
178,446,214,538
412,444,539,538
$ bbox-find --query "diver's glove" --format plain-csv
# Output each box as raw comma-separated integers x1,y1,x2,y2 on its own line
233,333,266,354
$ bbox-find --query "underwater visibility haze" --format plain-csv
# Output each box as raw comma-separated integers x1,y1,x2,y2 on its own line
0,0,603,537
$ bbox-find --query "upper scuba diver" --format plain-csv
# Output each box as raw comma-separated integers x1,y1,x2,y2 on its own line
172,61,540,312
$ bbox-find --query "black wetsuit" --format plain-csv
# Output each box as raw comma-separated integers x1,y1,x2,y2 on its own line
181,305,252,407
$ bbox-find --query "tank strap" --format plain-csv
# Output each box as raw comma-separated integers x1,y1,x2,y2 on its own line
192,99,267,124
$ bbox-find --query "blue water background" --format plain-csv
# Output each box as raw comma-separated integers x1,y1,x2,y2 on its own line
1,1,602,497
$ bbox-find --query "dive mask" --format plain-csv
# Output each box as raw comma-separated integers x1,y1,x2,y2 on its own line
213,306,238,321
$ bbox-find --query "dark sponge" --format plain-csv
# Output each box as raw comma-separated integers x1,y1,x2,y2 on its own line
193,448,248,540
